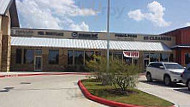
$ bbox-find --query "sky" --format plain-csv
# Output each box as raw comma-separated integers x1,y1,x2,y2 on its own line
16,0,190,34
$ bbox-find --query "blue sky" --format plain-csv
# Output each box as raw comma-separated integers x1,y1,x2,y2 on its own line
16,0,190,34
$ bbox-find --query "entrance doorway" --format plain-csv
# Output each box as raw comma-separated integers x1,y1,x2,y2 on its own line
34,56,42,71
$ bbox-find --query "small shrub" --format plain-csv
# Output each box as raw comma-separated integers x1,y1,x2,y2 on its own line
86,56,140,93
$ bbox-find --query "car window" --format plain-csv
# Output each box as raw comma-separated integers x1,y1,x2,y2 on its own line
155,63,163,69
149,63,162,68
187,67,190,71
164,64,184,69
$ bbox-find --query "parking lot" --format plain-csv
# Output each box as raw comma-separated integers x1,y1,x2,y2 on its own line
0,75,106,107
138,76,190,107
0,73,190,107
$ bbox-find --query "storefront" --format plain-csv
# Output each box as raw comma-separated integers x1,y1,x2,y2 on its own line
10,28,175,72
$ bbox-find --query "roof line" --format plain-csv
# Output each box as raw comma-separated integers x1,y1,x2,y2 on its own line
11,27,170,36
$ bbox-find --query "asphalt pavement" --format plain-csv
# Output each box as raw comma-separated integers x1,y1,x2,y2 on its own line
138,76,190,107
0,75,106,107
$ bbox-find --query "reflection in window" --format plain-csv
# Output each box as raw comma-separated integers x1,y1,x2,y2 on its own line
16,49,22,64
113,52,122,60
24,49,34,64
185,53,190,64
68,50,73,65
124,57,132,65
160,53,169,62
85,51,94,62
75,51,84,65
144,53,149,59
48,50,59,64
150,53,159,62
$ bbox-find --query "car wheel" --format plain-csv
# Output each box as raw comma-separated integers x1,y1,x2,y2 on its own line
188,80,190,91
164,75,172,86
146,73,152,82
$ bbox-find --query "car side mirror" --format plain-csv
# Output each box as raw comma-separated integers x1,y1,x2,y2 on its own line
159,66,164,69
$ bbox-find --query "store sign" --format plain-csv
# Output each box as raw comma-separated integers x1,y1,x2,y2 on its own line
71,32,98,39
144,36,171,41
115,34,137,38
38,31,64,36
123,51,139,58
11,29,34,36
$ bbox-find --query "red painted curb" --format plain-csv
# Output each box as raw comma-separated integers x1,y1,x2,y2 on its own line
0,72,91,78
78,80,176,107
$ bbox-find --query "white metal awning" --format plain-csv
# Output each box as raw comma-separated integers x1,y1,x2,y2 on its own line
11,37,172,52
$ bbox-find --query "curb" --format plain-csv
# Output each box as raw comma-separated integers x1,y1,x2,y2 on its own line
78,80,176,107
0,72,91,78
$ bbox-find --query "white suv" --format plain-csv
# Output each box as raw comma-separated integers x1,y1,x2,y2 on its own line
146,62,185,86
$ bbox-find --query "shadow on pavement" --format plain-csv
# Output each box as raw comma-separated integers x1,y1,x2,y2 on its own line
20,82,31,84
174,88,190,94
0,87,14,93
140,80,186,88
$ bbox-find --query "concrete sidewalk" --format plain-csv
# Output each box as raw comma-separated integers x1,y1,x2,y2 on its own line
0,72,91,78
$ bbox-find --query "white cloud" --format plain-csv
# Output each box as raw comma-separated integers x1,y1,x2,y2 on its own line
185,22,190,26
128,1,171,27
128,9,144,21
70,22,89,31
17,0,98,31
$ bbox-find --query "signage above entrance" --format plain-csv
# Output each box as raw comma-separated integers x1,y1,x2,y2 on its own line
123,51,139,58
71,32,98,39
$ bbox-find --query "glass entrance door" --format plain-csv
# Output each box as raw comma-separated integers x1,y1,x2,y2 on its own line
34,56,42,71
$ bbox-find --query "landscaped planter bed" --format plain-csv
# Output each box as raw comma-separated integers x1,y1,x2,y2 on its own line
78,79,175,107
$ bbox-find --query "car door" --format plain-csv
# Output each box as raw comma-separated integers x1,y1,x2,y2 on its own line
150,63,158,79
156,63,165,80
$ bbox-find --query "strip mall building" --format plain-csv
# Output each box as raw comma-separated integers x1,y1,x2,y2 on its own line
0,0,190,72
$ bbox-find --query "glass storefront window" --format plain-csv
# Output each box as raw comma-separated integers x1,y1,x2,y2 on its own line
144,53,149,59
95,51,101,56
75,51,84,65
16,49,22,64
133,59,138,65
185,53,190,64
85,51,94,62
124,57,132,65
113,52,122,60
160,53,169,62
109,52,113,60
68,50,73,65
150,53,159,62
35,49,42,55
24,49,34,64
48,50,59,64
